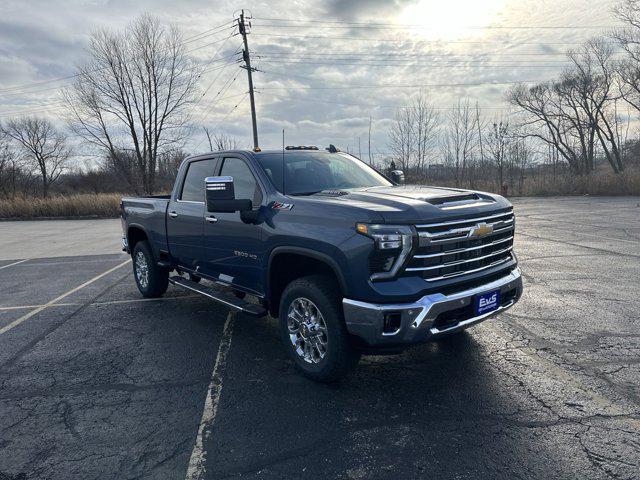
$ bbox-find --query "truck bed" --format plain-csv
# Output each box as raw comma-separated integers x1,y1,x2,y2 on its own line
121,196,171,258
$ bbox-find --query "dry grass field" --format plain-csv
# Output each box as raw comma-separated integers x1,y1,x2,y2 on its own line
0,193,121,219
0,169,638,219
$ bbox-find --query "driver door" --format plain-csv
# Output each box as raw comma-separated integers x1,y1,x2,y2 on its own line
202,156,264,294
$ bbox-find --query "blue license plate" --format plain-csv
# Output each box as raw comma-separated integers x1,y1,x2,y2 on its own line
474,289,501,316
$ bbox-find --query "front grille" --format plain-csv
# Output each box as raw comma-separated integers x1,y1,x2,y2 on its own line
404,208,515,282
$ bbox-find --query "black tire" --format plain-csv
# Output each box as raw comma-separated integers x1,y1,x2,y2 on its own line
279,275,360,382
189,273,201,283
132,240,169,298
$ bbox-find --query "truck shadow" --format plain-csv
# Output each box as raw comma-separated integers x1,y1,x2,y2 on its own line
205,313,565,480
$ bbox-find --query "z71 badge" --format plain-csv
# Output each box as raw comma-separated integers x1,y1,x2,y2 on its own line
272,202,293,210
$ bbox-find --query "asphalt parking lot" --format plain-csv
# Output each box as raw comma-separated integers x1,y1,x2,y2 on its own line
0,196,638,480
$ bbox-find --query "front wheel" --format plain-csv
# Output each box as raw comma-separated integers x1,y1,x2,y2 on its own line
132,240,169,298
279,275,360,382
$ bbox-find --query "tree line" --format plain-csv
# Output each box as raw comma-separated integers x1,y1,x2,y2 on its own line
3,3,640,199
386,0,640,192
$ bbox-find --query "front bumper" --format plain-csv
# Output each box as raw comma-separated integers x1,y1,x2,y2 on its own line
343,267,522,347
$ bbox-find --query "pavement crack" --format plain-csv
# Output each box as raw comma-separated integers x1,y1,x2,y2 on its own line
59,400,79,439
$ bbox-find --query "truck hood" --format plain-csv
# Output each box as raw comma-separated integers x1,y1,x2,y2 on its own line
297,185,511,223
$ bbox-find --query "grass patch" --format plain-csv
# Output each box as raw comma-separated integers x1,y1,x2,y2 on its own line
0,194,122,219
419,168,640,197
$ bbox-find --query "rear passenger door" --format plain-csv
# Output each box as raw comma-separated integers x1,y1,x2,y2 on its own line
202,156,264,293
167,158,215,271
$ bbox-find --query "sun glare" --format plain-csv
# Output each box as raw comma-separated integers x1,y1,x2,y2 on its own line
398,0,506,40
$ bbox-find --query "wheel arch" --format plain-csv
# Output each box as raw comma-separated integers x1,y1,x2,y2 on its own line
267,246,348,318
127,224,151,255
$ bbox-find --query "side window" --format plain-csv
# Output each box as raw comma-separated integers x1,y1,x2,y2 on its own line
180,159,214,202
220,157,261,205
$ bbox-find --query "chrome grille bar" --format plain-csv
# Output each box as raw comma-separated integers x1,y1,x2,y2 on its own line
406,209,516,282
422,256,513,282
418,222,514,245
413,235,514,259
406,246,513,272
415,209,513,229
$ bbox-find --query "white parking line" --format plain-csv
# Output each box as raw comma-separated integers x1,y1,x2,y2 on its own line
0,302,77,312
185,312,236,480
0,259,130,336
0,295,201,312
0,259,29,270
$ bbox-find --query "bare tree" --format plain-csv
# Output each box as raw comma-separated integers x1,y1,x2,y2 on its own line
1,117,69,198
486,118,510,189
0,128,15,197
611,1,640,169
411,93,440,174
203,127,239,151
101,150,140,194
388,93,439,176
442,98,478,187
65,14,198,194
507,135,535,194
566,38,623,173
388,107,413,173
508,83,592,175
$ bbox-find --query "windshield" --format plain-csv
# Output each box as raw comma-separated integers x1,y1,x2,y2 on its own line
257,152,392,195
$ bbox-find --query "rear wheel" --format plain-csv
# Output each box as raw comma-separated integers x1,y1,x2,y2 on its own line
279,275,360,382
132,241,169,298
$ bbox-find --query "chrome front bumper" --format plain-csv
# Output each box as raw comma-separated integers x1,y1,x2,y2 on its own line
343,268,522,346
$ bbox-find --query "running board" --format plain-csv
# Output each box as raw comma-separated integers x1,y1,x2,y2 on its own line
169,276,266,317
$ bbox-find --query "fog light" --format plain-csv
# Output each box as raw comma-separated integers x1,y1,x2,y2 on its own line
383,312,402,335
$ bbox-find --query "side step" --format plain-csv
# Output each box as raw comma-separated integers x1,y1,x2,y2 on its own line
169,276,267,317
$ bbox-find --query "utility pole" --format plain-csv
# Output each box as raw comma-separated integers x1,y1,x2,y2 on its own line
238,10,259,150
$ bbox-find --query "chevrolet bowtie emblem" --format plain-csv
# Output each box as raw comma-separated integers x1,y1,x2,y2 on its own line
469,222,494,239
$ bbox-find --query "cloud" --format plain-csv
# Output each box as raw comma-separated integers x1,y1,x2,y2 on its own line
0,0,619,164
324,0,415,20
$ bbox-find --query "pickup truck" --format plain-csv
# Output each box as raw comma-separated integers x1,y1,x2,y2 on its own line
121,146,522,382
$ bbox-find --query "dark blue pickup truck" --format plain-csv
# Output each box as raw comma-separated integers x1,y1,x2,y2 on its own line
121,146,522,381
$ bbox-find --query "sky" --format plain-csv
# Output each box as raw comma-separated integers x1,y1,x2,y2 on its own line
0,0,622,167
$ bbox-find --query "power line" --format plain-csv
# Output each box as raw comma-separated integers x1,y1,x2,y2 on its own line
257,81,534,91
254,50,576,57
195,71,243,125
253,17,619,30
253,19,618,30
0,22,238,96
258,90,513,111
258,59,570,68
195,92,248,150
251,33,609,47
181,20,236,44
195,31,238,76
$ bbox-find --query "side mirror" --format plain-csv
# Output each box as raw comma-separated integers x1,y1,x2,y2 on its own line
205,176,252,213
390,170,405,185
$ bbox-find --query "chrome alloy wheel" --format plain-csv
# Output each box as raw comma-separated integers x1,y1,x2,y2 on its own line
135,251,149,289
287,297,328,364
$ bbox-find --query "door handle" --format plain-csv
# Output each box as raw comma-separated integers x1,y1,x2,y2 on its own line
168,211,178,218
206,215,218,223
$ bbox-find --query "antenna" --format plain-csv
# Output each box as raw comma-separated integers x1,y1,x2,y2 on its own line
282,129,286,195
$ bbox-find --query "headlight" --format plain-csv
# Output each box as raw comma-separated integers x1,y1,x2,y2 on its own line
356,223,414,280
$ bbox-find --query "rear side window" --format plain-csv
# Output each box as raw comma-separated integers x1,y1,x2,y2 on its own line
180,159,214,202
220,157,261,205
